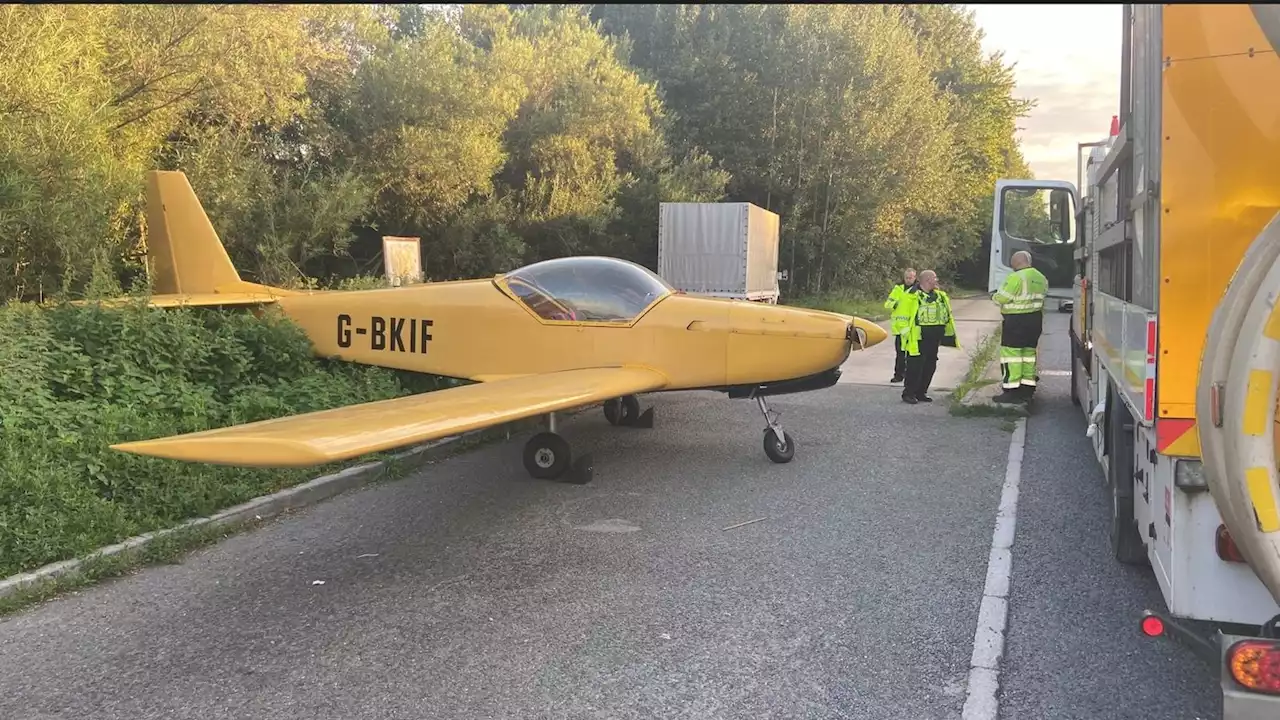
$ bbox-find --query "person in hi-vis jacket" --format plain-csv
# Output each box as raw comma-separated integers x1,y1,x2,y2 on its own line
898,270,959,404
990,250,1048,404
883,267,917,383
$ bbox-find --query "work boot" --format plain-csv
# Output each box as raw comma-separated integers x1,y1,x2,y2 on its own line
902,392,918,405
891,374,904,383
992,389,1021,404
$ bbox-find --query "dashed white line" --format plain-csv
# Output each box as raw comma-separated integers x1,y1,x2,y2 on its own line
962,417,1027,720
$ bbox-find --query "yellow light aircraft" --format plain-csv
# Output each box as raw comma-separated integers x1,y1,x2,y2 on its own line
109,171,888,483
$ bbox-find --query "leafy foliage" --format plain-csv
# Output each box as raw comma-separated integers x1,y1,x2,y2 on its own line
1,2,1034,300
0,300,427,577
590,3,1036,293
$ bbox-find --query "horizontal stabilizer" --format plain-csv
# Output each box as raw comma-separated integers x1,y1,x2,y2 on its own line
112,366,668,467
87,284,299,309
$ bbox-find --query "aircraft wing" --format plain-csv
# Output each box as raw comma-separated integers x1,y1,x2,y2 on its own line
111,366,669,468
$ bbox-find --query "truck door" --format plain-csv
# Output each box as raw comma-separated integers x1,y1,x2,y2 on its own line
988,179,1080,306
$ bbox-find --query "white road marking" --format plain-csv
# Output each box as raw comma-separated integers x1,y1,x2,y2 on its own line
962,417,1027,720
1038,369,1071,377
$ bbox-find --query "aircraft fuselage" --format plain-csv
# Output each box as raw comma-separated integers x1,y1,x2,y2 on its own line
275,279,873,395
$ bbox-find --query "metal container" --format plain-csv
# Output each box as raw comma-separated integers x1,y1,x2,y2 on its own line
657,202,780,302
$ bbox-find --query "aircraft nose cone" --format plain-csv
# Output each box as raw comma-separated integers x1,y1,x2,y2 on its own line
864,321,888,348
849,318,888,349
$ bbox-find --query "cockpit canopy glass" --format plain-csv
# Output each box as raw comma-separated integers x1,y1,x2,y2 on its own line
502,256,674,323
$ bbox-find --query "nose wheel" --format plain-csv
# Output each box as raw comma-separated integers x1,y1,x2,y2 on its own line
756,395,795,463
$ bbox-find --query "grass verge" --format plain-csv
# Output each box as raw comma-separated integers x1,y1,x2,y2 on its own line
0,411,563,617
786,294,888,321
0,298,467,581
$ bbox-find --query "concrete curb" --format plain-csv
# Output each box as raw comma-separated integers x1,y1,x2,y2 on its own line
0,420,528,600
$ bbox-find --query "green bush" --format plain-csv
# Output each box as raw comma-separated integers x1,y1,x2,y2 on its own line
0,300,425,578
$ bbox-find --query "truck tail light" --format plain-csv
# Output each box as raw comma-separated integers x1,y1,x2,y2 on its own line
1228,639,1280,694
1216,524,1248,563
1140,615,1165,637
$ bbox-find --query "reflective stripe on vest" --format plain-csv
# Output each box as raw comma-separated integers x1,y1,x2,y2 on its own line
1001,270,1045,314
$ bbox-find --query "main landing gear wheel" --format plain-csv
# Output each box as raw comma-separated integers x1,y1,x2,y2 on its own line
602,394,653,428
763,427,795,463
523,431,571,480
603,395,641,426
754,394,796,464
522,412,594,484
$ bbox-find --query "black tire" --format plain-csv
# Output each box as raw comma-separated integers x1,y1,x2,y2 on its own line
620,395,641,425
1111,486,1147,565
603,399,621,426
763,428,795,463
523,432,571,480
1106,387,1148,565
1070,338,1081,407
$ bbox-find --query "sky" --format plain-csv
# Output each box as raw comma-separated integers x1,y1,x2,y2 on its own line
965,4,1123,183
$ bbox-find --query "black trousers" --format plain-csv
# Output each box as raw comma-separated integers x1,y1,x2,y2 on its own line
904,325,945,398
893,334,907,379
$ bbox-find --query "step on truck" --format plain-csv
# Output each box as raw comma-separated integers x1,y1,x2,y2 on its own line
987,4,1280,715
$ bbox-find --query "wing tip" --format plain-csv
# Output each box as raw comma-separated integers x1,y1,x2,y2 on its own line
110,437,333,468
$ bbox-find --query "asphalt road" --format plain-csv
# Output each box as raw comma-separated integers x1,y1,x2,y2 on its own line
997,312,1221,720
0,305,1221,719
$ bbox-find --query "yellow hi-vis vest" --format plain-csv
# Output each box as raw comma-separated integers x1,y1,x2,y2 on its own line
992,267,1049,315
900,288,958,356
884,282,913,335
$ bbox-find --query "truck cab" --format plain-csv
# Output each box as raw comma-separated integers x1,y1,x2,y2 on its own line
987,179,1079,313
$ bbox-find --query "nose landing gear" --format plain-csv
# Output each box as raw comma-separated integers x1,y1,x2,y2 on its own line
756,395,795,464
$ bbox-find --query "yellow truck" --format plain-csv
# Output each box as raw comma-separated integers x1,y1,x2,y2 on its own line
988,4,1280,713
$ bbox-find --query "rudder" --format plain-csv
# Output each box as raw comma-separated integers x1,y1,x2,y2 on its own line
145,170,242,296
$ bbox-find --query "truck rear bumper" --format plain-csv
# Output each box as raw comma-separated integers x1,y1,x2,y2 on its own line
1141,609,1280,716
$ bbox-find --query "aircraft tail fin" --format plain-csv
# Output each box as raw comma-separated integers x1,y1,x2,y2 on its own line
144,170,246,296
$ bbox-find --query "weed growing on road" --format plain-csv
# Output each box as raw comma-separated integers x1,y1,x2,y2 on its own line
948,327,1002,406
947,327,1030,420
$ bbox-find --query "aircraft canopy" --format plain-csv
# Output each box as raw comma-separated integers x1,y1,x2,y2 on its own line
502,256,673,323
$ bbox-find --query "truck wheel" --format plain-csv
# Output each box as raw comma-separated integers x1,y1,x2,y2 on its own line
1111,484,1147,565
1070,339,1081,407
1106,387,1148,566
